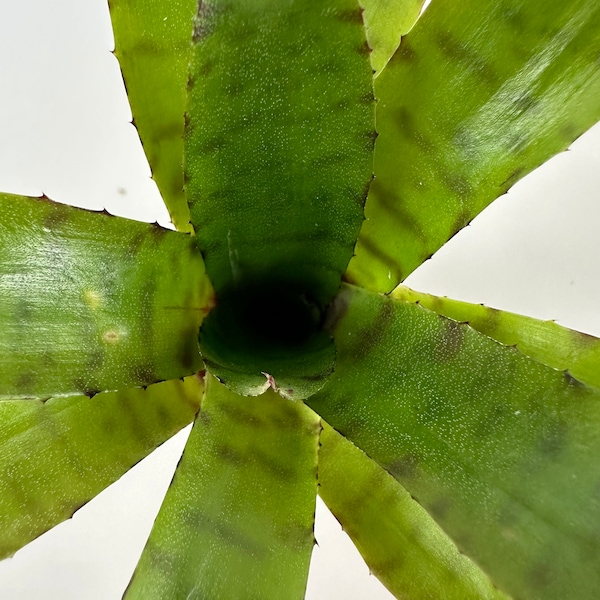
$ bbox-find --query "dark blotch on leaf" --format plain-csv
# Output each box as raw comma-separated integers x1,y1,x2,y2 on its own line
435,317,465,362
335,7,364,25
389,453,420,480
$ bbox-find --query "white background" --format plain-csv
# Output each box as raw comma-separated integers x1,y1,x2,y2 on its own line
0,1,599,598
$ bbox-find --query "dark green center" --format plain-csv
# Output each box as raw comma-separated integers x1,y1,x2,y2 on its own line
200,277,324,358
198,275,336,399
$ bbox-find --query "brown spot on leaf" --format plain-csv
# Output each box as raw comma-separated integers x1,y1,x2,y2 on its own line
193,2,220,42
428,496,453,521
539,420,567,458
335,7,364,25
389,453,420,480
435,318,465,362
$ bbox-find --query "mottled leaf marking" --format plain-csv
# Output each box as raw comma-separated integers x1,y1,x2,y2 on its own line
0,375,204,558
0,193,212,399
347,0,600,293
125,375,319,599
392,284,600,390
318,424,508,599
309,284,600,599
185,0,374,303
109,0,197,232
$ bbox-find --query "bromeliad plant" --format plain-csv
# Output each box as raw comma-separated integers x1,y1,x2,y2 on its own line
1,0,600,598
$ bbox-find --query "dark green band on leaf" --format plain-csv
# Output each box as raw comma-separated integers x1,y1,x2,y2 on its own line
109,0,198,232
125,375,320,599
0,375,203,559
348,0,600,292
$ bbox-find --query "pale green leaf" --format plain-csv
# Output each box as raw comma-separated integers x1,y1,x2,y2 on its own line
125,375,320,599
347,0,600,292
360,0,426,74
319,423,508,600
0,375,204,559
109,0,197,232
392,284,600,390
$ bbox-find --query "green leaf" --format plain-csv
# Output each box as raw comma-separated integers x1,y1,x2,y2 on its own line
0,375,204,559
318,423,508,600
109,0,197,232
185,0,374,304
360,0,426,75
346,0,600,292
392,284,600,390
124,375,320,599
308,283,600,600
0,193,212,399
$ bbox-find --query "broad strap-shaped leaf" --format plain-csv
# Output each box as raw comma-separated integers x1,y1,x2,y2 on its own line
0,193,212,399
0,375,204,559
125,375,320,599
109,0,196,232
318,423,508,600
185,0,374,304
307,284,600,600
392,285,600,389
346,0,600,292
360,0,426,75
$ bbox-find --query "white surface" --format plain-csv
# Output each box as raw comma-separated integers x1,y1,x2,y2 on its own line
0,1,599,599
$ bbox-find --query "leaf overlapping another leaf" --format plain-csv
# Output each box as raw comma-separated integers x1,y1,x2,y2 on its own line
0,193,212,399
308,283,600,600
0,375,204,560
125,374,320,599
1,0,600,597
318,423,508,600
348,0,600,292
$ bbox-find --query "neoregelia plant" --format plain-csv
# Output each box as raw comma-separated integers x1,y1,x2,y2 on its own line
1,0,600,599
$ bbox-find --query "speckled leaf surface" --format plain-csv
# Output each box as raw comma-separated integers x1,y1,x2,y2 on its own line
392,285,600,390
185,0,374,304
0,375,204,559
0,193,212,399
347,0,600,292
125,375,320,600
308,283,600,600
318,423,508,600
360,0,426,74
109,0,196,232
